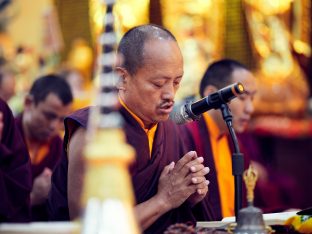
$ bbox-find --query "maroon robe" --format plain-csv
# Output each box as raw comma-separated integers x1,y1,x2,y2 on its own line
48,106,209,234
0,99,32,222
15,114,63,221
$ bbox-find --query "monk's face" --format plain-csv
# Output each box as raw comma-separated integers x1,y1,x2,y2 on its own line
118,39,183,128
229,69,257,133
23,93,72,142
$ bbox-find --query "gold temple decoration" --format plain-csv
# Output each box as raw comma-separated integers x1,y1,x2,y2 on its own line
161,0,224,100
224,0,254,69
81,0,140,233
89,0,149,42
243,165,258,204
292,0,311,57
243,0,310,116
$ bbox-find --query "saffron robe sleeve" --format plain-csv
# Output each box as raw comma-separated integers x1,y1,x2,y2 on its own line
0,99,32,222
48,106,201,234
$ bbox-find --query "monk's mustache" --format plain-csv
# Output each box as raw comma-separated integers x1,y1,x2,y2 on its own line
159,101,174,108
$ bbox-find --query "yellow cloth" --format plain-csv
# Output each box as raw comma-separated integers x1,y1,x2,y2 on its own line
203,112,234,217
26,139,50,165
119,97,157,156
285,215,312,233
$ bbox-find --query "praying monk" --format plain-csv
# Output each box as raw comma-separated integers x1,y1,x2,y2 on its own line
0,98,32,222
48,24,211,233
15,74,73,220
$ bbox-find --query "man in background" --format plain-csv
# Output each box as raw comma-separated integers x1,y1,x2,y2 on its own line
180,59,300,221
15,74,73,220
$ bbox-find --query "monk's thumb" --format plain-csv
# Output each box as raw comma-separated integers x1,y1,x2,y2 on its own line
163,161,175,175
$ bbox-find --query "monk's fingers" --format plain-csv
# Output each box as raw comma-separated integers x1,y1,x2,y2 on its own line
191,176,207,185
173,151,197,173
161,162,175,176
195,180,209,189
188,180,209,195
190,166,210,178
184,167,209,184
187,160,205,173
196,182,209,195
177,156,204,177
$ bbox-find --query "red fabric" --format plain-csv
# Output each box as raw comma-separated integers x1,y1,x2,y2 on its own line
0,99,32,222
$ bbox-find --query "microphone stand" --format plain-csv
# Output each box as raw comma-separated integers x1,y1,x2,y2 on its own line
220,104,244,220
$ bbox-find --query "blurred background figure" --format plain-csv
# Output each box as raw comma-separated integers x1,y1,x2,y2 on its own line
0,62,16,103
15,74,73,221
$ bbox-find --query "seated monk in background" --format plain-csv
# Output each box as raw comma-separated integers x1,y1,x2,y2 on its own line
0,98,32,222
48,24,211,233
179,59,300,221
15,74,73,220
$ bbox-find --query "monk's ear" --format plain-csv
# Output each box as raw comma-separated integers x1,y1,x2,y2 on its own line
203,85,218,97
115,67,129,91
24,94,34,110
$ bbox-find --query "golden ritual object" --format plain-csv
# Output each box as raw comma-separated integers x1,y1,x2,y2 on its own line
232,165,271,234
80,0,140,233
244,165,258,204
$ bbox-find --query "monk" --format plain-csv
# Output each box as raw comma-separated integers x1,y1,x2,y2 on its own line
48,24,210,233
179,59,257,220
0,98,32,222
15,74,73,220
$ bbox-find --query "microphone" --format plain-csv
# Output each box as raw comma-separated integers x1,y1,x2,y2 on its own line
171,82,245,124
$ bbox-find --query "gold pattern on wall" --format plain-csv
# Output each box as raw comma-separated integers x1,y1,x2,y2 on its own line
292,0,311,57
89,0,149,89
54,0,93,60
161,0,224,100
224,0,254,69
89,0,149,42
244,0,310,116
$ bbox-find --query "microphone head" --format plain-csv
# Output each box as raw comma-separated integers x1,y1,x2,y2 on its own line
170,102,199,125
218,82,245,103
170,103,188,125
232,82,245,96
